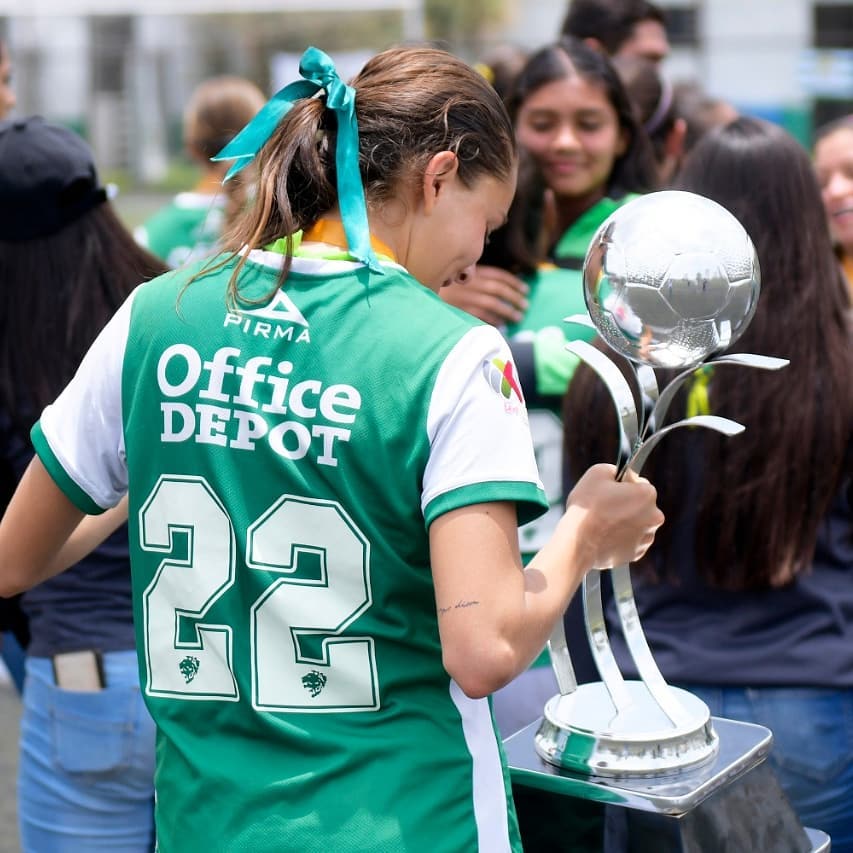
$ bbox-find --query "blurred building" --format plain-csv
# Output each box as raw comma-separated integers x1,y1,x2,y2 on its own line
0,0,851,181
0,1,425,181
497,0,853,142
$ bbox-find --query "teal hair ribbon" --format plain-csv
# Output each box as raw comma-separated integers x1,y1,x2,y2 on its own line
213,46,382,273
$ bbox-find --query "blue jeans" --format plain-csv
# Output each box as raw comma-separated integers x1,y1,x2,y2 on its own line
18,651,156,852
681,684,853,853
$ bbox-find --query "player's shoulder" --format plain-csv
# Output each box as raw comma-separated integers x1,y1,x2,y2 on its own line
393,275,486,334
130,254,233,312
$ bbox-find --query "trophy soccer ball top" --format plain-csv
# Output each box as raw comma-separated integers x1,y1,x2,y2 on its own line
583,191,761,369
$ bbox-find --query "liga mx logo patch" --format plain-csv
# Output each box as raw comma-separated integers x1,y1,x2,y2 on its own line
483,357,524,404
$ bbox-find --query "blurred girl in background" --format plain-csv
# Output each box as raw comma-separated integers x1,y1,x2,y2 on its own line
135,75,265,267
0,115,166,852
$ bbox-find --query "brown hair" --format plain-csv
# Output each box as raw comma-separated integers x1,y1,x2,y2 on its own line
184,75,266,230
217,46,516,306
565,117,853,590
813,113,853,145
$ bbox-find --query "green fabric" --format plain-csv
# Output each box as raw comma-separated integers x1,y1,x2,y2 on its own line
112,253,530,852
551,196,630,259
425,481,546,529
135,193,225,269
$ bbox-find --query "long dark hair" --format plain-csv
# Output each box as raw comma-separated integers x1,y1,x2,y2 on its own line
566,117,852,589
486,37,656,274
217,45,516,306
0,204,167,435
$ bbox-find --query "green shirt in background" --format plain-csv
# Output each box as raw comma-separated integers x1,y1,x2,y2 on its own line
134,191,226,268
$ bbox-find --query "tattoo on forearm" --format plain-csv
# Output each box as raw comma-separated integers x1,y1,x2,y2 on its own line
438,599,480,616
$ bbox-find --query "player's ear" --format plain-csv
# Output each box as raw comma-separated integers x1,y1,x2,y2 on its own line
421,151,459,215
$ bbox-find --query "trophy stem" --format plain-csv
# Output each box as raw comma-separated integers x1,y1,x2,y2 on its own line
583,572,634,713
546,622,578,695
633,364,660,433
565,339,640,458
610,566,694,728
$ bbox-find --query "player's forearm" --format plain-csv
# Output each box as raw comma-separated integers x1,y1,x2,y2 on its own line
434,505,591,698
486,507,592,684
48,496,129,575
0,457,86,596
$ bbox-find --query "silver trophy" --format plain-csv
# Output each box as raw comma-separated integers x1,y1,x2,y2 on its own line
503,192,830,851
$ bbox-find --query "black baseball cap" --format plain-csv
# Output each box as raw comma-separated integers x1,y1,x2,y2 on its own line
0,115,108,242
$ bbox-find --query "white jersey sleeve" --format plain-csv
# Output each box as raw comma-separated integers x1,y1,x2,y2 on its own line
422,324,547,526
33,289,138,512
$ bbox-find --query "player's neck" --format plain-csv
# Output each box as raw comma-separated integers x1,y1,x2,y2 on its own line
302,217,398,263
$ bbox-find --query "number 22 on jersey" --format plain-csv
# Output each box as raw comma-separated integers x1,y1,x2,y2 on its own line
139,475,379,712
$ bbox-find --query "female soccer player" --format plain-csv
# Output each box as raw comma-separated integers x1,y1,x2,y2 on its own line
0,46,662,852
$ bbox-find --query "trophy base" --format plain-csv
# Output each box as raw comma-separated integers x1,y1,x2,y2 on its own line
535,681,718,776
506,716,830,852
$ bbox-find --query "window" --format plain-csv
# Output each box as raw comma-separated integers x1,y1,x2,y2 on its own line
814,4,853,49
91,16,132,95
665,5,700,47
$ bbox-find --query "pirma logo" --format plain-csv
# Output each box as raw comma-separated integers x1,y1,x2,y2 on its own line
245,290,308,327
483,358,524,403
224,289,311,341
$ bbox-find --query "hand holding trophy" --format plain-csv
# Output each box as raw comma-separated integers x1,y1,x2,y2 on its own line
538,190,788,775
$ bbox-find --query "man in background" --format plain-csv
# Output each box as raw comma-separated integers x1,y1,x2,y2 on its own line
562,0,670,64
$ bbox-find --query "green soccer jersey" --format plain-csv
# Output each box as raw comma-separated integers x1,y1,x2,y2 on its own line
32,248,548,853
134,192,226,268
504,195,636,558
